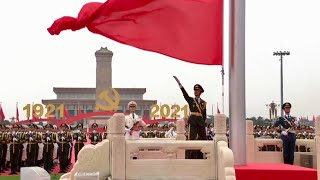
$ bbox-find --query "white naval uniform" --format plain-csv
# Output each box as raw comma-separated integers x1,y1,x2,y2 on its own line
125,113,146,140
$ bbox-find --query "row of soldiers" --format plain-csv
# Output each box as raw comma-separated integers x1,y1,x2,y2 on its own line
253,124,315,139
0,122,108,175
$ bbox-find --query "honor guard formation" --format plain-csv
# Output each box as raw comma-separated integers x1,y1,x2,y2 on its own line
0,122,109,175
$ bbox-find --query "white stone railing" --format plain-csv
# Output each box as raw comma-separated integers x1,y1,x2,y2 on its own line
133,138,177,159
60,139,110,180
126,140,216,180
214,114,235,180
58,113,234,180
216,141,236,180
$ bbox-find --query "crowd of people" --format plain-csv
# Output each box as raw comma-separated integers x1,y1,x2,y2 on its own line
0,122,107,175
253,124,315,139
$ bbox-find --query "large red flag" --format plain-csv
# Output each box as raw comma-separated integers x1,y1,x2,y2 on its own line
0,105,5,121
48,0,223,65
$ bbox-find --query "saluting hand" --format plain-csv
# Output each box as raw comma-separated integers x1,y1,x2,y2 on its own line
173,76,183,88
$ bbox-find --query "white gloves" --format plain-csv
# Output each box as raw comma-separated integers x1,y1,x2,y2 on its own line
125,128,131,133
13,138,17,142
294,120,300,126
29,131,32,134
78,137,82,140
94,136,97,140
62,137,65,140
29,137,33,141
46,137,50,141
281,131,288,136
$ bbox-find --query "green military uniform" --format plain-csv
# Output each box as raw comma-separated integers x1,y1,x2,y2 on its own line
180,84,207,159
180,84,207,140
17,125,25,171
43,124,55,173
9,125,21,174
102,125,108,140
0,125,4,173
0,126,8,172
58,123,72,173
73,124,87,162
26,124,38,166
89,123,102,145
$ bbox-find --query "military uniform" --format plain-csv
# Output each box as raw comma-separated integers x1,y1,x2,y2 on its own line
73,124,87,162
274,102,300,165
9,125,20,174
58,123,72,173
26,124,38,166
89,123,102,145
180,84,207,159
102,125,108,140
0,126,8,172
17,125,25,171
43,124,55,173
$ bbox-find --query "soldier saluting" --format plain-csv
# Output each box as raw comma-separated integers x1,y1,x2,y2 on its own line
274,102,300,165
174,76,207,159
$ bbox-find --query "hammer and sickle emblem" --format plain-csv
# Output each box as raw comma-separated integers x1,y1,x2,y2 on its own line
95,88,120,111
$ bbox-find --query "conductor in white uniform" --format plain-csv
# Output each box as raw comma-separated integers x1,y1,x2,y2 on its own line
125,101,146,140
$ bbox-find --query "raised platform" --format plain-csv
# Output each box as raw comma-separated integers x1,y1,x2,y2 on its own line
235,163,317,180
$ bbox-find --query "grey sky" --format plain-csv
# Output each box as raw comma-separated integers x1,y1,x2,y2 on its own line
0,0,319,120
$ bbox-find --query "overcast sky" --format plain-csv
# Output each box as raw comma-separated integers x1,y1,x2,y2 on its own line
0,0,319,120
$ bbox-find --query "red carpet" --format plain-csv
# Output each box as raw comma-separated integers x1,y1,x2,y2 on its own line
235,163,317,180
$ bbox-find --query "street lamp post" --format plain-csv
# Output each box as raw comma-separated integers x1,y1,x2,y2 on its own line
273,51,290,116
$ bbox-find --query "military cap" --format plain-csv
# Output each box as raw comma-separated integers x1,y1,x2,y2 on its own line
29,123,37,128
127,101,137,108
60,123,67,128
194,84,204,93
77,123,83,128
92,123,98,128
22,124,29,129
282,102,291,109
45,124,53,128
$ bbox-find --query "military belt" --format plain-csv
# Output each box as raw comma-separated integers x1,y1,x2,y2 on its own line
190,112,202,116
283,128,296,134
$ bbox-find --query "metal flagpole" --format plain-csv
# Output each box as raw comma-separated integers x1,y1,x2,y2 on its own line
221,66,225,113
229,0,247,165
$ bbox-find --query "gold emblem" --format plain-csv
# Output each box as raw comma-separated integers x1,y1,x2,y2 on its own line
95,88,120,111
